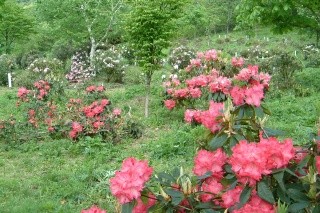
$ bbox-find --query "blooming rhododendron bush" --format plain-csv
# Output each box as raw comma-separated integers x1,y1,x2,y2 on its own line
102,49,320,212
0,80,141,143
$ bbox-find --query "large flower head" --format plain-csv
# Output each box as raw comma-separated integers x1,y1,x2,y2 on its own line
110,158,153,204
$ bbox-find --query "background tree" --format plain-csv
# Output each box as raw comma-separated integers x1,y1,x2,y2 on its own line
35,0,125,71
125,0,186,117
236,0,320,46
0,0,34,54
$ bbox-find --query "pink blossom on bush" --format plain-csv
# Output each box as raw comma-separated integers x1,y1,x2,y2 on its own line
244,84,264,107
17,87,29,100
204,49,218,61
164,99,176,110
113,108,121,116
221,186,243,208
209,76,231,94
132,193,156,213
233,193,275,213
190,58,201,67
110,158,153,204
72,122,83,133
259,136,295,170
199,177,223,202
96,85,105,92
199,101,224,133
230,86,246,106
189,87,202,98
86,85,96,93
193,149,227,180
316,156,320,174
231,57,245,67
81,205,106,213
229,140,269,186
173,88,189,99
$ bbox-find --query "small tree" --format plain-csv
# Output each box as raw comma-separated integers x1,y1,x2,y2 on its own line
0,0,34,54
125,0,186,117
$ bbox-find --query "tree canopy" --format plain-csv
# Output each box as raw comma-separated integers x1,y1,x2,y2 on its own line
0,0,34,54
236,0,320,46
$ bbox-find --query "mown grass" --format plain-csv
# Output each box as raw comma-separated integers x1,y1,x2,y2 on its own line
1,29,320,212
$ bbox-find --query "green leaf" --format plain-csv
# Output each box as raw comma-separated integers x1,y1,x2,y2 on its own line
209,133,228,150
197,171,212,181
257,179,275,204
263,127,284,137
312,205,320,213
287,188,310,202
122,201,135,213
273,171,286,192
288,202,310,213
165,189,184,206
254,106,264,118
195,202,215,209
234,185,252,210
261,104,271,115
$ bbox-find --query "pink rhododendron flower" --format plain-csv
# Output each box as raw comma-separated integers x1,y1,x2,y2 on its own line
189,87,202,98
113,108,121,116
231,57,245,67
110,158,153,204
233,194,275,213
229,140,269,186
100,99,110,107
199,177,223,202
209,76,231,94
17,87,29,100
205,49,218,61
316,156,320,174
96,85,105,92
230,86,246,106
132,193,156,213
193,149,227,180
86,85,96,92
199,101,224,133
221,186,243,208
190,58,201,67
164,99,176,110
81,205,106,213
245,84,264,107
173,88,189,99
69,130,77,139
72,122,83,133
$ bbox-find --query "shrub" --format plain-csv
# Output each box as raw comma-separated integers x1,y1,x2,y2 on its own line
168,45,196,73
27,57,64,81
93,46,127,83
303,44,320,68
65,52,93,83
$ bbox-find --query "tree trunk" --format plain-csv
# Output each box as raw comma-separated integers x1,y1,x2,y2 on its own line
89,37,96,74
144,74,152,118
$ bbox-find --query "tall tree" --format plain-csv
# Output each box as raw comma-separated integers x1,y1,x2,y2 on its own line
35,0,124,70
125,0,186,117
236,0,320,46
0,0,34,54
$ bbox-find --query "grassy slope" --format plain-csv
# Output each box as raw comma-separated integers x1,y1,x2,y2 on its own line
1,29,320,212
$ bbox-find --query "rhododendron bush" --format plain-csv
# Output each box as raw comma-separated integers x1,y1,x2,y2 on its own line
0,81,140,143
102,49,320,212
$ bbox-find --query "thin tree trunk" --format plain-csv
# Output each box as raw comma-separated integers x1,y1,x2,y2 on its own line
316,30,319,48
144,74,151,118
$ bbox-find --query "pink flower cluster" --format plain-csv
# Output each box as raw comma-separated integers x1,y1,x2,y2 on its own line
17,87,30,101
230,65,271,107
86,85,105,93
69,121,83,139
34,80,51,100
81,205,106,213
184,101,224,133
132,193,156,213
229,137,295,186
110,157,153,204
234,193,275,213
316,156,320,174
231,57,245,67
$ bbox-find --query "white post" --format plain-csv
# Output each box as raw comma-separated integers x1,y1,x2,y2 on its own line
235,52,238,57
295,50,297,56
8,73,12,88
219,35,221,38
267,37,269,42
